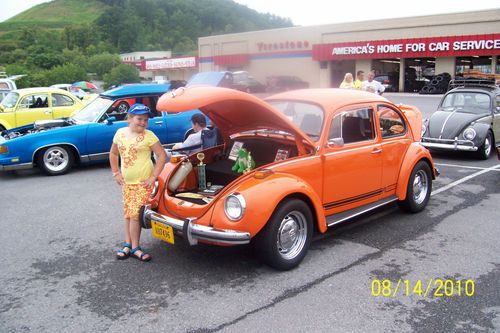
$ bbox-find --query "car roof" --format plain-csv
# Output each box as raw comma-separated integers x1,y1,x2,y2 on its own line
265,88,389,111
101,83,171,98
448,86,499,94
11,87,73,94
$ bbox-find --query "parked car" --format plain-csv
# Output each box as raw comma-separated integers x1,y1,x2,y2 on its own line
374,74,399,92
421,82,500,159
0,84,198,175
50,84,88,100
266,75,309,92
232,71,266,93
0,78,17,102
140,87,438,270
0,87,85,131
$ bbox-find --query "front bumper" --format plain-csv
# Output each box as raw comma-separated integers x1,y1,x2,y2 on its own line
0,162,33,171
421,137,478,151
141,205,251,246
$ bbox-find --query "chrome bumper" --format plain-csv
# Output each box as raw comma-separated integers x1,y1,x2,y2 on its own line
421,137,477,152
141,205,251,246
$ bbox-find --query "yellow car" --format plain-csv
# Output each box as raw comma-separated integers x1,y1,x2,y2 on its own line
0,87,85,130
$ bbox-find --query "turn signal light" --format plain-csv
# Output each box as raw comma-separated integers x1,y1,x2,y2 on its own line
0,146,8,154
170,155,186,163
254,169,274,179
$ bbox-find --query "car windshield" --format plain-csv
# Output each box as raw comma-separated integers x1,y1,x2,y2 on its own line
72,97,113,122
440,92,491,114
267,100,324,140
0,92,19,108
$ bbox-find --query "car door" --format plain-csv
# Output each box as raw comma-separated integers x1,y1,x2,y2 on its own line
15,93,52,127
494,95,500,147
50,93,78,119
322,105,383,214
376,104,411,196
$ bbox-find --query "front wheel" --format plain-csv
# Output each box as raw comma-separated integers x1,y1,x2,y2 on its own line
398,161,432,213
254,199,313,270
476,131,492,160
37,145,74,176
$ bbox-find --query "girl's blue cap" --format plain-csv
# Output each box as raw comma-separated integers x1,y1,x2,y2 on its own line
128,103,153,118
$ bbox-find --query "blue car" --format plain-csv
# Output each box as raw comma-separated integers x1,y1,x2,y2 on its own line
0,84,197,175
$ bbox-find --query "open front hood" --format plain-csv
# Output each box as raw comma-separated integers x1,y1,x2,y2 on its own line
157,86,316,147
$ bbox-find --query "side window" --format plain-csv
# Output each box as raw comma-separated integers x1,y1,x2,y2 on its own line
377,105,406,138
52,94,75,107
495,95,500,111
20,94,49,109
329,107,375,144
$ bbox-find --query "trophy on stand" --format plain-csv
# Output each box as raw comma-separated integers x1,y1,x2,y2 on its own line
197,152,206,190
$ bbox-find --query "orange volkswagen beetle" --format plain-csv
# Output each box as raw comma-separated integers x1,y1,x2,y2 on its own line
141,87,438,270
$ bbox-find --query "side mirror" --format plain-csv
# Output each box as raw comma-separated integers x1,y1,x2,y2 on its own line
106,116,116,125
327,137,344,147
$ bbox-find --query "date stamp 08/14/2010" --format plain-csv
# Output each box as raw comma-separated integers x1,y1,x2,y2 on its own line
371,279,475,297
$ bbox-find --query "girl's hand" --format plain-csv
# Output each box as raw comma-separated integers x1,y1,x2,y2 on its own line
114,173,125,186
142,176,156,188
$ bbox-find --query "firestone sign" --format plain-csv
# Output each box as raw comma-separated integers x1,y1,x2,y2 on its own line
145,57,197,70
312,34,500,61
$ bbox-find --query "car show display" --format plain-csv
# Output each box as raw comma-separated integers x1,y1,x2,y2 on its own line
140,87,438,270
0,84,197,175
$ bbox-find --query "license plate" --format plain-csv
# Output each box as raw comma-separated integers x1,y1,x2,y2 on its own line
152,221,175,244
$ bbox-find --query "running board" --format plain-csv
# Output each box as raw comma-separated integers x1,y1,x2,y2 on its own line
326,195,398,227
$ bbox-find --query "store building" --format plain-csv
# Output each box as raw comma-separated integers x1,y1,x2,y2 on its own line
198,9,500,92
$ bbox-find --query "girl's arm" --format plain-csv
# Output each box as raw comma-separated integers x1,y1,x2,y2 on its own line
142,141,167,187
109,143,124,185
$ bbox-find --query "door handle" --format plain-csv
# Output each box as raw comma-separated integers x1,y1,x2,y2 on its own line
154,121,163,125
44,110,52,115
371,148,383,154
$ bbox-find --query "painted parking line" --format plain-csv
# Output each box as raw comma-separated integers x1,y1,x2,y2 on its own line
431,164,500,196
435,162,500,172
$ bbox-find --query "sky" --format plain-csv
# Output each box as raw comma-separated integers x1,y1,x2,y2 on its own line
0,0,499,25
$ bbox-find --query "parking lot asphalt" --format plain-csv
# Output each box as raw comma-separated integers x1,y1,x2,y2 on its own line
1,94,499,332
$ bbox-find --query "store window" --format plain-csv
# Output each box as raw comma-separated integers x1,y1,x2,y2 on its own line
456,56,492,76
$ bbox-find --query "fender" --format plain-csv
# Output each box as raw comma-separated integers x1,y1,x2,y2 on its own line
470,122,491,145
211,172,327,237
0,118,12,130
395,143,436,200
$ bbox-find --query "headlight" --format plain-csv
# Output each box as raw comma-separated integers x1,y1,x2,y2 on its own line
421,119,428,136
224,193,246,221
463,128,476,141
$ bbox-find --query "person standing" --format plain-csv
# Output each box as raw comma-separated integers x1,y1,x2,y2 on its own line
110,103,167,262
362,71,385,95
354,70,365,90
339,73,355,89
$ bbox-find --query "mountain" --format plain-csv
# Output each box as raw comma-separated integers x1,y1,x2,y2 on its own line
0,0,293,53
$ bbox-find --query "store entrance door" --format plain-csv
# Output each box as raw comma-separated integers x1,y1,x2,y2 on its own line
330,60,355,88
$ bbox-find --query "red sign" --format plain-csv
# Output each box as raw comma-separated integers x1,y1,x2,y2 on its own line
257,40,310,52
312,34,500,61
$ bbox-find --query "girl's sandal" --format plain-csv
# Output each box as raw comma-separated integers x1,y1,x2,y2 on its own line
116,243,132,260
130,246,151,262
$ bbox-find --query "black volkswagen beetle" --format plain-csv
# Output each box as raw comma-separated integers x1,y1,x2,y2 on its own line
421,80,500,160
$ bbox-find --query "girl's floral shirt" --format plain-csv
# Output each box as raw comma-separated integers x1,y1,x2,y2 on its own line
113,128,159,184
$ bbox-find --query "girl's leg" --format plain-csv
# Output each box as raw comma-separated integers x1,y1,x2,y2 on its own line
116,218,132,258
130,217,151,260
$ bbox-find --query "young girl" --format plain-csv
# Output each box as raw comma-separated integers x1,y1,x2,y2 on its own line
109,103,167,262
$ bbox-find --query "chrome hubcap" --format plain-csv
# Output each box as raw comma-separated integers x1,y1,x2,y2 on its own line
484,136,491,156
413,170,429,205
277,210,307,260
43,147,69,172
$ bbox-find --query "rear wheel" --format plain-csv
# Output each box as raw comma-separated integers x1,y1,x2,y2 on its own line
116,101,129,114
254,199,313,270
37,145,74,176
398,161,432,213
476,131,492,160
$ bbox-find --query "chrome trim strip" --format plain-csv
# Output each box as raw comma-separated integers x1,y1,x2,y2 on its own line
0,162,33,171
88,152,109,161
143,208,251,245
439,110,457,139
326,195,398,227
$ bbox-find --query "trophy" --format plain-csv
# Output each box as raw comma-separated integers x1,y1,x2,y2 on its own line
197,152,206,190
